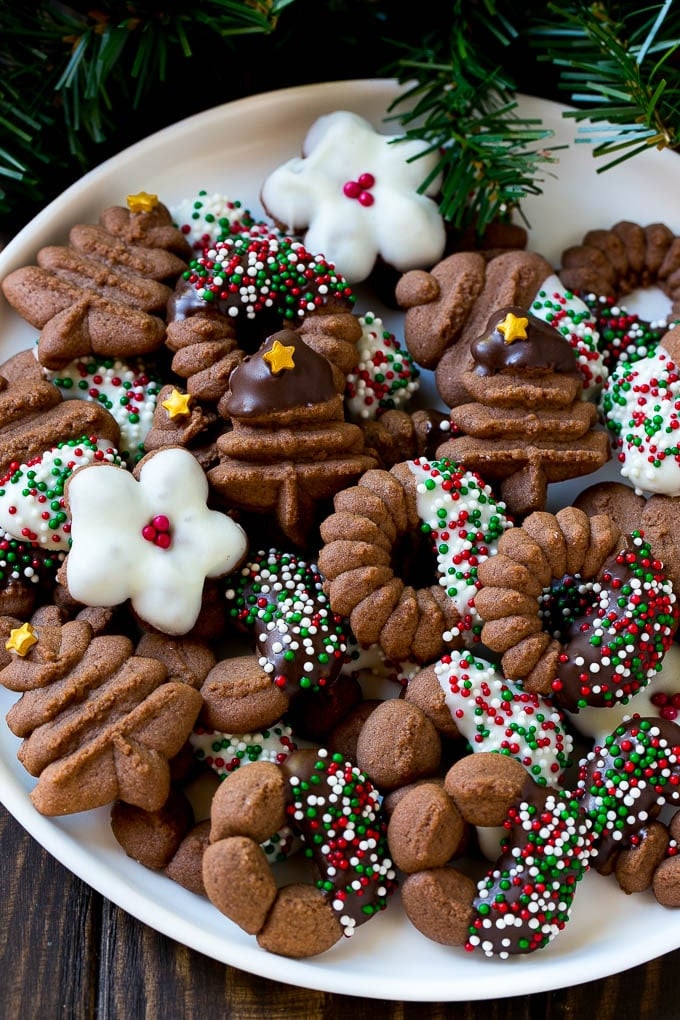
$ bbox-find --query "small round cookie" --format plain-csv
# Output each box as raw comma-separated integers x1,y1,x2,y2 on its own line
203,748,397,957
110,788,195,870
387,782,467,873
355,699,441,791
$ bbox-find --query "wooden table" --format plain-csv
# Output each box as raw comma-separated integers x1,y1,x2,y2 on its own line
2,803,680,1019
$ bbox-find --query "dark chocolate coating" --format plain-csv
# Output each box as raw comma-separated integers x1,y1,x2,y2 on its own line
471,305,578,376
223,329,336,418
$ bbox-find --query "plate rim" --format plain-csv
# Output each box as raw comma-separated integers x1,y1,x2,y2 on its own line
1,77,680,1002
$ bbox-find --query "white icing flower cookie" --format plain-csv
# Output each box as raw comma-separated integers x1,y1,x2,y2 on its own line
64,447,248,634
260,110,446,284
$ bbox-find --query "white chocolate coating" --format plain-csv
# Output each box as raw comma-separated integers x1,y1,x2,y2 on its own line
601,341,680,495
64,448,248,634
261,111,446,284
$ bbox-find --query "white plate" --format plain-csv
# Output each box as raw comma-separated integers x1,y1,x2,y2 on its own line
1,78,680,1003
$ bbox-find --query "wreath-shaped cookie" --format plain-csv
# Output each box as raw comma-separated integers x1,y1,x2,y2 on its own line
474,507,679,711
318,458,511,664
559,220,680,318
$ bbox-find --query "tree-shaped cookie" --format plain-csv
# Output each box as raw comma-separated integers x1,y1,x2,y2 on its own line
0,614,202,816
166,233,362,410
437,306,610,515
207,329,377,547
1,193,189,370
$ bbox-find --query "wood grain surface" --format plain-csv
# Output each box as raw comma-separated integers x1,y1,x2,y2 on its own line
2,803,680,1020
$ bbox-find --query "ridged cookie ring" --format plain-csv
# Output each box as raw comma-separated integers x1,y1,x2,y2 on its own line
318,457,511,665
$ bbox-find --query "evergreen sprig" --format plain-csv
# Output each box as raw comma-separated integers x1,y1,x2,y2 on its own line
3,1,680,238
385,3,561,235
0,1,289,222
530,3,680,169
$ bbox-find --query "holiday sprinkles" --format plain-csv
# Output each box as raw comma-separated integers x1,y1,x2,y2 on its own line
434,649,573,786
601,341,680,496
467,785,594,958
345,311,420,421
2,170,680,969
0,436,124,550
43,355,162,463
179,234,354,322
409,457,512,643
224,549,349,697
285,749,398,935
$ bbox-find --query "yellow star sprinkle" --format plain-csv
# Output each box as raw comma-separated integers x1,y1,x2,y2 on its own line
5,622,38,657
126,191,159,214
497,312,529,344
263,339,296,375
161,388,193,419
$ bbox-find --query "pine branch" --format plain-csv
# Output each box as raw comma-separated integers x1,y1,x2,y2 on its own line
385,4,562,235
0,1,289,220
530,2,680,169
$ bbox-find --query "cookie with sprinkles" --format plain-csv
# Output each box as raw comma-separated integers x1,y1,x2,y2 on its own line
466,780,594,957
43,355,162,463
0,436,124,552
576,716,680,868
166,234,362,407
171,191,260,252
224,548,350,699
550,532,679,713
600,322,680,495
168,233,354,333
283,749,398,936
191,720,301,865
582,292,677,372
429,649,573,786
0,528,66,615
190,720,297,778
344,312,420,421
529,274,607,398
318,457,512,664
204,749,397,957
397,752,595,957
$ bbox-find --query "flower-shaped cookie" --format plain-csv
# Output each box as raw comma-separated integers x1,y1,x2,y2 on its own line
64,447,248,634
260,110,446,284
